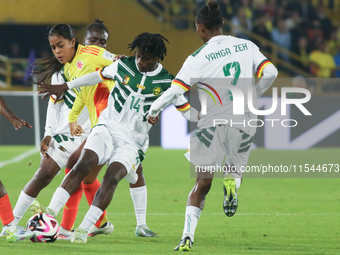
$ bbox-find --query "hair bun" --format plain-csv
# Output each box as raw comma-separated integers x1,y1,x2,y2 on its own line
94,19,104,24
207,1,220,17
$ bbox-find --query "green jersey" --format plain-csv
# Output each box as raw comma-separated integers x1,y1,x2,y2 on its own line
98,56,189,152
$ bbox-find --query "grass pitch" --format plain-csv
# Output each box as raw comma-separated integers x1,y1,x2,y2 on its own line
0,146,339,254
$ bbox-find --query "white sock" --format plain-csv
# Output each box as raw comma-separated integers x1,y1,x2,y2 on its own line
229,173,242,189
13,190,35,225
79,205,103,232
3,220,16,231
130,186,147,227
182,206,202,242
48,187,70,216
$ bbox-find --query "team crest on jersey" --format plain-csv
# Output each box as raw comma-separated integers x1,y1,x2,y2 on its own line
58,145,67,152
123,76,130,85
153,87,163,96
76,60,83,69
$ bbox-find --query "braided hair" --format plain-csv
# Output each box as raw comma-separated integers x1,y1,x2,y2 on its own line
128,32,169,61
196,1,223,30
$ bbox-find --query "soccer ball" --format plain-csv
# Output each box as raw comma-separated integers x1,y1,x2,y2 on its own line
26,213,59,242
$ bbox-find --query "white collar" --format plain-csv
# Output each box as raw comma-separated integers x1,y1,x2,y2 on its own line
135,58,163,76
207,35,229,44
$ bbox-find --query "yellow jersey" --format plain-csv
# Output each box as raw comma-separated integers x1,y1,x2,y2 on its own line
309,50,335,78
64,44,116,127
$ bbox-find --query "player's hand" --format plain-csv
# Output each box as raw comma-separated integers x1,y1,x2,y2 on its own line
197,112,201,120
113,54,127,61
69,121,85,136
11,118,33,130
40,136,51,157
146,115,159,125
38,83,68,102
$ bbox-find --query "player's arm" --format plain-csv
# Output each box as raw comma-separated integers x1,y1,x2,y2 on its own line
173,95,200,122
41,73,66,156
68,92,86,137
38,62,118,100
0,95,32,130
253,44,278,98
148,56,197,123
148,82,187,122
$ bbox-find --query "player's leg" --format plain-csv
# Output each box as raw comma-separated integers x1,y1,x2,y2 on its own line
83,165,114,236
14,136,82,226
175,126,227,251
59,140,86,239
130,164,157,237
35,148,99,217
174,170,214,251
0,181,12,227
222,128,250,217
12,155,60,226
0,181,33,242
31,128,108,217
72,162,128,243
71,138,140,243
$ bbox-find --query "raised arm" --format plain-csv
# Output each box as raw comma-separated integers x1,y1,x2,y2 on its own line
38,71,104,100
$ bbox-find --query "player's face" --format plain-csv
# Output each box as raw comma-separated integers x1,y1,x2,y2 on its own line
135,50,158,73
83,28,109,49
49,34,76,64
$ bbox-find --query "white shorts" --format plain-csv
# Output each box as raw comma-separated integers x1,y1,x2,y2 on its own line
185,125,253,173
84,125,140,184
43,134,85,169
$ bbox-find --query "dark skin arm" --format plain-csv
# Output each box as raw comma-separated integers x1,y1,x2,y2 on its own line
38,83,68,100
0,95,32,130
146,115,159,125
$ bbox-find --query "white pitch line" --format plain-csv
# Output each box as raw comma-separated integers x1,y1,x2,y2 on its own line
0,148,39,168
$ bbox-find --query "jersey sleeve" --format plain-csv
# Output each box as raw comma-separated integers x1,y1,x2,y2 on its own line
100,61,119,80
173,56,200,91
68,91,85,123
80,49,114,77
173,95,191,112
49,72,65,103
252,42,272,78
44,72,64,137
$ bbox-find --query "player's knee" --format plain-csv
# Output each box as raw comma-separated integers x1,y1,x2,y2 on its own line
73,160,94,177
103,167,125,187
32,169,55,187
104,172,120,187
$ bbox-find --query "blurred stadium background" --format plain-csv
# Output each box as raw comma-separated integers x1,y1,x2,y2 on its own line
0,1,339,254
0,0,339,148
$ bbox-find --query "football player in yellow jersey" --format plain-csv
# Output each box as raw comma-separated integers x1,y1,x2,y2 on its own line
0,96,33,242
58,20,115,239
10,23,111,239
29,22,156,238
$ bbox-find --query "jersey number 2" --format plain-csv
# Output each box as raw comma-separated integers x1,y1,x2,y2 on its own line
223,61,241,101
